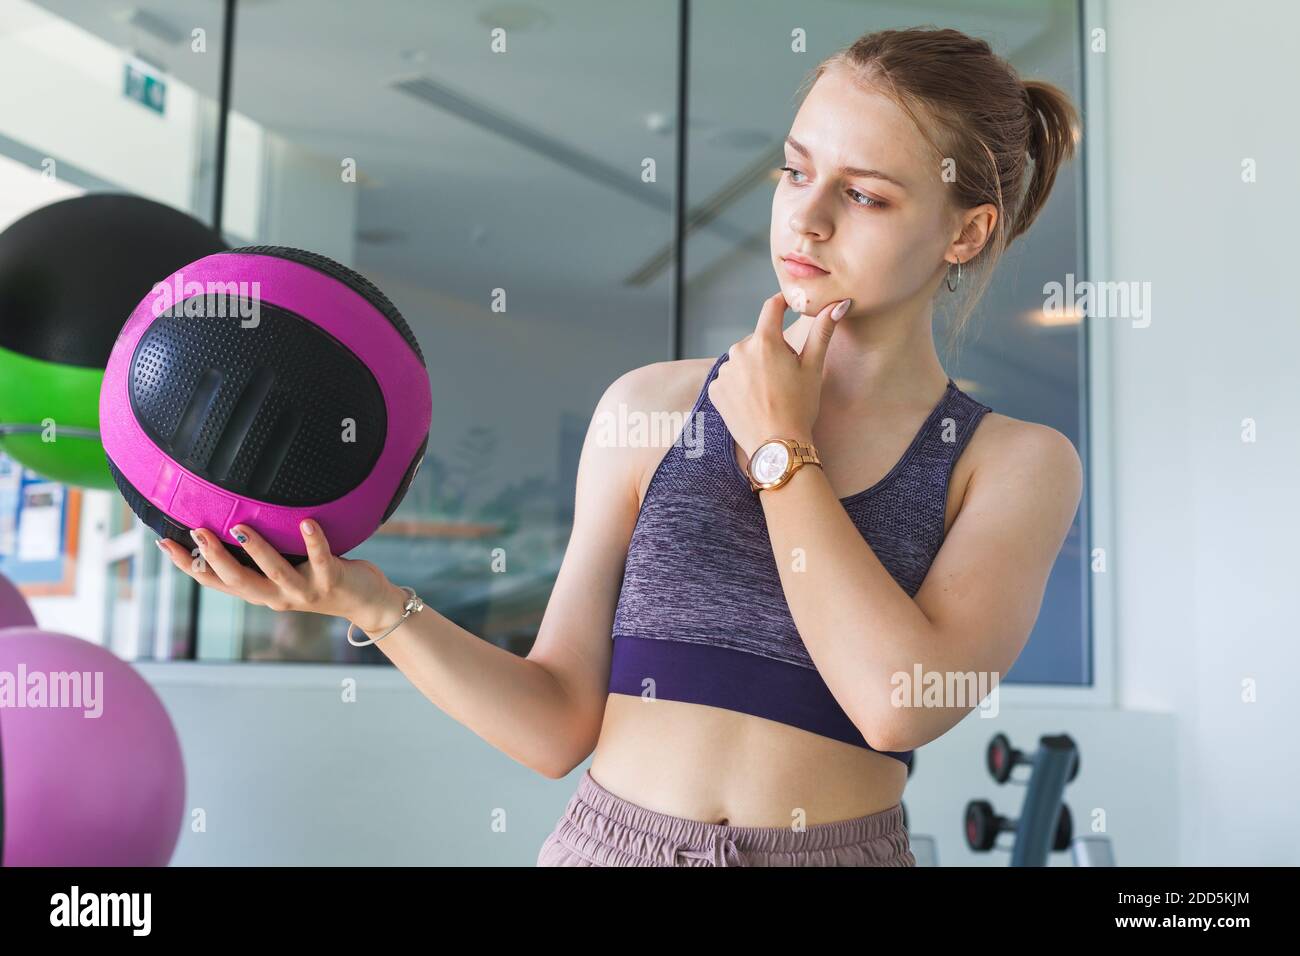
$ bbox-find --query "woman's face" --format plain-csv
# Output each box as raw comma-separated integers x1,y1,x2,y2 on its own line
771,67,960,319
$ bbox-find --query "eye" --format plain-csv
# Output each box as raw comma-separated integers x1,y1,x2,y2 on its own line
848,189,886,209
779,166,886,209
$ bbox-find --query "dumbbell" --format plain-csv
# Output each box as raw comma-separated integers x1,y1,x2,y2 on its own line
965,799,1072,853
988,732,1078,784
966,733,1080,865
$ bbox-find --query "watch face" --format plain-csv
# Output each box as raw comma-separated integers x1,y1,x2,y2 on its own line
751,441,791,484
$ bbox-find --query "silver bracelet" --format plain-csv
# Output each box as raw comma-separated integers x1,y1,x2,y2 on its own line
347,587,424,647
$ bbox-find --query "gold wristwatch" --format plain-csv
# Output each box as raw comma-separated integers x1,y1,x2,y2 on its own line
745,438,822,492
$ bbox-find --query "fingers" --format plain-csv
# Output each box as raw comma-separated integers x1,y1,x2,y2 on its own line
754,291,788,342
186,527,282,605
799,298,847,375
227,523,309,603
297,518,334,575
156,538,242,598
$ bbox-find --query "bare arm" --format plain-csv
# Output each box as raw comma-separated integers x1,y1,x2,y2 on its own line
160,366,659,780
757,419,1082,752
379,362,655,777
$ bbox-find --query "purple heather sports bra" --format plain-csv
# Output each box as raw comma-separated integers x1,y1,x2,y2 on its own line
608,349,992,768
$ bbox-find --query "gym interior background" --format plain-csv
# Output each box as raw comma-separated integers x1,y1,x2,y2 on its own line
0,0,1293,866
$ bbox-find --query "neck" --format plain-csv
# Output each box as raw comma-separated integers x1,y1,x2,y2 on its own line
783,296,950,412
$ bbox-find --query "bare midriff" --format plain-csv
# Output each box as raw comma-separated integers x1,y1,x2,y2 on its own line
588,693,908,828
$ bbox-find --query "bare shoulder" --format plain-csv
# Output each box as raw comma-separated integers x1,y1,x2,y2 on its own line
606,356,717,507
962,410,1083,511
611,355,716,409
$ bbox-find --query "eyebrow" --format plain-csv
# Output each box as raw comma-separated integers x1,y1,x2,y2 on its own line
785,136,908,191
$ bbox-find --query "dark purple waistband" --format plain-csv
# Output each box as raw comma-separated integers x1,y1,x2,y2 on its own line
609,634,912,767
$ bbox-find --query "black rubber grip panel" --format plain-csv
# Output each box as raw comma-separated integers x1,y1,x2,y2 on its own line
227,245,426,366
106,454,307,571
129,296,387,506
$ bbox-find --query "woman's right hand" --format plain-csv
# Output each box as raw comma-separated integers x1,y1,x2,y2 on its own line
156,518,410,634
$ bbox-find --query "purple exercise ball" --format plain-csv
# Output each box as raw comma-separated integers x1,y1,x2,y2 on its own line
0,572,35,630
0,627,185,866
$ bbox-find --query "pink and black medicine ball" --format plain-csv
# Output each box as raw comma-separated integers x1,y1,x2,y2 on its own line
98,246,431,570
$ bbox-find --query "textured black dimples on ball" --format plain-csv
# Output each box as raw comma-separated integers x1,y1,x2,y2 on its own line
128,298,386,506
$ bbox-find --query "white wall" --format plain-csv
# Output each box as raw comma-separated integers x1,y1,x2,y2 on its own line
141,665,565,866
143,662,1177,866
1101,0,1299,865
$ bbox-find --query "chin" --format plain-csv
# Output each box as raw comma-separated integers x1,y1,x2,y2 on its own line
784,288,835,316
777,284,811,314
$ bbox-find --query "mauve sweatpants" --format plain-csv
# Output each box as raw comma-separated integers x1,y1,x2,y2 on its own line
536,769,916,867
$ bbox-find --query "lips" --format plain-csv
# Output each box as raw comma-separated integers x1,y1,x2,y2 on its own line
782,253,829,277
784,252,826,270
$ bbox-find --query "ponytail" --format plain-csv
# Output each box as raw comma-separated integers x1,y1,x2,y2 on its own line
1011,81,1081,242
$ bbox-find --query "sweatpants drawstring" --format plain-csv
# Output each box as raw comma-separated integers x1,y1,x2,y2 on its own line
675,834,747,867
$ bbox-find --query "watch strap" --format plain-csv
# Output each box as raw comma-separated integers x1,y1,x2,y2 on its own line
789,440,820,467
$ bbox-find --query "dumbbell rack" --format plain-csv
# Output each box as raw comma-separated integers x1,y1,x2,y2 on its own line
964,732,1109,866
1008,733,1075,866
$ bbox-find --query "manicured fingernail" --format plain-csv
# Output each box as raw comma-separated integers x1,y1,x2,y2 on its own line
155,539,167,552
190,529,207,548
301,520,315,536
229,526,248,545
831,298,851,321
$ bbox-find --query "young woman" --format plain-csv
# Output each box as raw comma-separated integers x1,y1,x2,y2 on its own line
160,26,1083,867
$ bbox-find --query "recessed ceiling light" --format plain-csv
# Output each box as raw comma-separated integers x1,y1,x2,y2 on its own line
645,112,672,135
1025,307,1082,328
642,113,717,136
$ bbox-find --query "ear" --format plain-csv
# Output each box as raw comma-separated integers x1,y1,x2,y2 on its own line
947,202,998,265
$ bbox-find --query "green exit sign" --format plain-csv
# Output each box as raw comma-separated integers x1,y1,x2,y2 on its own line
123,60,166,115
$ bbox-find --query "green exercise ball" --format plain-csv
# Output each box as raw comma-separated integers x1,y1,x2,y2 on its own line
0,193,227,489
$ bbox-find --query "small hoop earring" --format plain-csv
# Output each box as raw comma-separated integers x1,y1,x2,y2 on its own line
945,257,963,293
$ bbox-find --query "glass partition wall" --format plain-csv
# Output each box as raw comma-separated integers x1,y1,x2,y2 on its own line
2,0,1089,686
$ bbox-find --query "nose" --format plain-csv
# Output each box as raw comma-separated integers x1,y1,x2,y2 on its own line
787,189,833,240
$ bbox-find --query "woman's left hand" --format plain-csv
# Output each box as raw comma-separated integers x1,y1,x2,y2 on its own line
156,519,408,633
707,291,849,459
